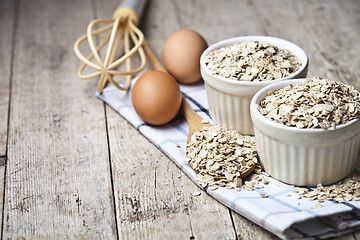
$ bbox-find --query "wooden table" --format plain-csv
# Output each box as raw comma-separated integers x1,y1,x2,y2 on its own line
1,0,359,238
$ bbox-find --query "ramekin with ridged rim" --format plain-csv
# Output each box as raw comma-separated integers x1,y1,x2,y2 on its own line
250,78,360,186
200,36,308,135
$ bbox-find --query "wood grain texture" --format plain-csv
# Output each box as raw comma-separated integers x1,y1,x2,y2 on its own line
247,4,360,239
101,0,236,238
252,0,360,89
105,0,359,239
299,0,360,89
175,0,284,239
3,0,116,238
0,157,6,233
1,0,359,239
0,0,14,157
105,113,235,239
0,0,15,235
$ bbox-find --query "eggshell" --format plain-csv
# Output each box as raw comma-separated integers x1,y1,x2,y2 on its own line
162,29,208,84
131,70,182,125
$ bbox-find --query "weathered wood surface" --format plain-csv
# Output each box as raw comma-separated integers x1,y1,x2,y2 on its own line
3,0,117,238
0,0,359,239
0,0,16,233
0,0,14,157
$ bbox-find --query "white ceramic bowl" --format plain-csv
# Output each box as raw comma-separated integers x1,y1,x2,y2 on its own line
200,36,308,135
250,79,360,186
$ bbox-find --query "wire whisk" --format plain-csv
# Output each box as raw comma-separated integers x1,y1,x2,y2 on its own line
74,0,147,93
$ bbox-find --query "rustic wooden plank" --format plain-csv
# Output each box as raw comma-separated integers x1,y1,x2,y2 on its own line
3,0,117,238
177,0,360,239
0,0,357,239
0,157,6,233
251,0,360,89
105,116,235,239
100,0,236,238
249,0,325,81
300,0,360,89
174,0,265,44
0,0,14,157
0,0,15,235
176,0,284,238
242,0,360,239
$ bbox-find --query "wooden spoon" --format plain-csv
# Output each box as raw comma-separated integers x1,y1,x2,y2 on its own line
180,95,213,144
142,40,255,179
179,84,255,179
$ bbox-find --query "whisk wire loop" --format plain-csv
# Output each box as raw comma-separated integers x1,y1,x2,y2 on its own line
87,19,114,68
74,13,146,93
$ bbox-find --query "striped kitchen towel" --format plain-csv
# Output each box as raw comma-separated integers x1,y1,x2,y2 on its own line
97,77,360,240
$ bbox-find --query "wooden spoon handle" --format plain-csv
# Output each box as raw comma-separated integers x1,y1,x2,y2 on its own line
142,39,167,72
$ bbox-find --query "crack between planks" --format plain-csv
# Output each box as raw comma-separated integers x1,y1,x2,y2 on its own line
228,208,239,240
187,211,195,240
181,178,195,239
1,0,19,239
103,103,120,239
353,232,357,240
154,168,158,203
90,0,119,238
0,158,6,167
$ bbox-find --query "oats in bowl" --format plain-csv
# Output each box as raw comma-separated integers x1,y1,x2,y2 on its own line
250,78,360,186
204,40,301,82
258,77,360,129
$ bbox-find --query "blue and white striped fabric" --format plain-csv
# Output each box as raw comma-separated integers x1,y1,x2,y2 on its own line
98,78,360,240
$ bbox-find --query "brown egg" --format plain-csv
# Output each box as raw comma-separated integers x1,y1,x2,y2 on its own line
131,70,182,125
162,29,208,84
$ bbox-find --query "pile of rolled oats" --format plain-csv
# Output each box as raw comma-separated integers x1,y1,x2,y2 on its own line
185,125,269,191
293,172,360,203
242,168,270,193
204,40,301,81
258,77,360,129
